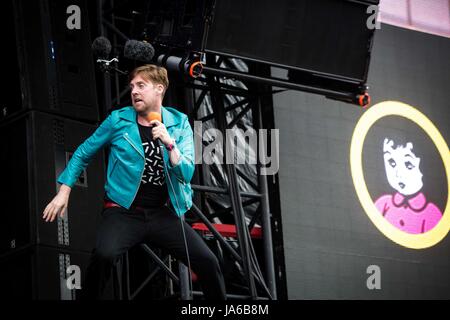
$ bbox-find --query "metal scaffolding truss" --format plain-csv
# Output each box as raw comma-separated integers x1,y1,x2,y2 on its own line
182,54,279,300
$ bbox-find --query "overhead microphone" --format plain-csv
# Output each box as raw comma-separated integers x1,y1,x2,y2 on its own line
92,36,127,75
124,39,155,62
92,36,111,59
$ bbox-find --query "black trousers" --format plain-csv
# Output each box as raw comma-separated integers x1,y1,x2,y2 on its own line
82,205,226,300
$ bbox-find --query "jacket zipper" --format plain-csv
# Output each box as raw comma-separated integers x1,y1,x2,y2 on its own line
181,183,189,210
124,133,144,158
163,148,189,212
124,133,145,206
176,175,189,208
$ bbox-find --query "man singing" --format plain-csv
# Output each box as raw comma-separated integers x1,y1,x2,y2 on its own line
42,64,226,300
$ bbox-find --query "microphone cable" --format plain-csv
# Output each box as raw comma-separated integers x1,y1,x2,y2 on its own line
162,143,194,300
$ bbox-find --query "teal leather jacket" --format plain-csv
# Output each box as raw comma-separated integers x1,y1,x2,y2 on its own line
57,106,194,216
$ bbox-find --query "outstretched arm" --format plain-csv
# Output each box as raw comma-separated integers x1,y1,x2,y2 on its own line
43,114,114,222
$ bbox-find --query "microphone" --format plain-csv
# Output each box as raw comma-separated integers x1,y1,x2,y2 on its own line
147,111,164,149
124,40,155,62
147,111,161,123
92,36,127,75
92,36,111,59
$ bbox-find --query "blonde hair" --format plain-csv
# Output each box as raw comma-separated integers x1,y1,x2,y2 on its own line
129,64,169,96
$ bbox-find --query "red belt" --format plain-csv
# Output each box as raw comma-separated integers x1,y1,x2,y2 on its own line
104,201,121,209
103,201,147,212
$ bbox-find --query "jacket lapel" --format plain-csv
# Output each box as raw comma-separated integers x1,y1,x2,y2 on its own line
161,106,180,128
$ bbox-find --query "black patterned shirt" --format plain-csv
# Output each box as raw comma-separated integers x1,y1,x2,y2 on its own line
131,120,169,208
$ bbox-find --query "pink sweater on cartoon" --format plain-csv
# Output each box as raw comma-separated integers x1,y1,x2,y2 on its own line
375,192,442,234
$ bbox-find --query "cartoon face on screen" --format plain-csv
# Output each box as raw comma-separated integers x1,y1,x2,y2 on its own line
375,138,443,234
383,139,423,196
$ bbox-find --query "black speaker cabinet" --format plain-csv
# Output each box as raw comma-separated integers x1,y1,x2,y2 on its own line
0,245,96,300
206,0,379,82
1,0,22,119
0,111,105,256
7,0,98,122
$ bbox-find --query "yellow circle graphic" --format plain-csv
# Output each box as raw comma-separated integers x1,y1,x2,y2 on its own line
350,101,450,249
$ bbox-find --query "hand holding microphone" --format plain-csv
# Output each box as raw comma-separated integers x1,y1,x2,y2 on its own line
147,112,175,150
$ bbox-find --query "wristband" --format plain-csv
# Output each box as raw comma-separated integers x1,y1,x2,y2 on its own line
165,140,176,151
